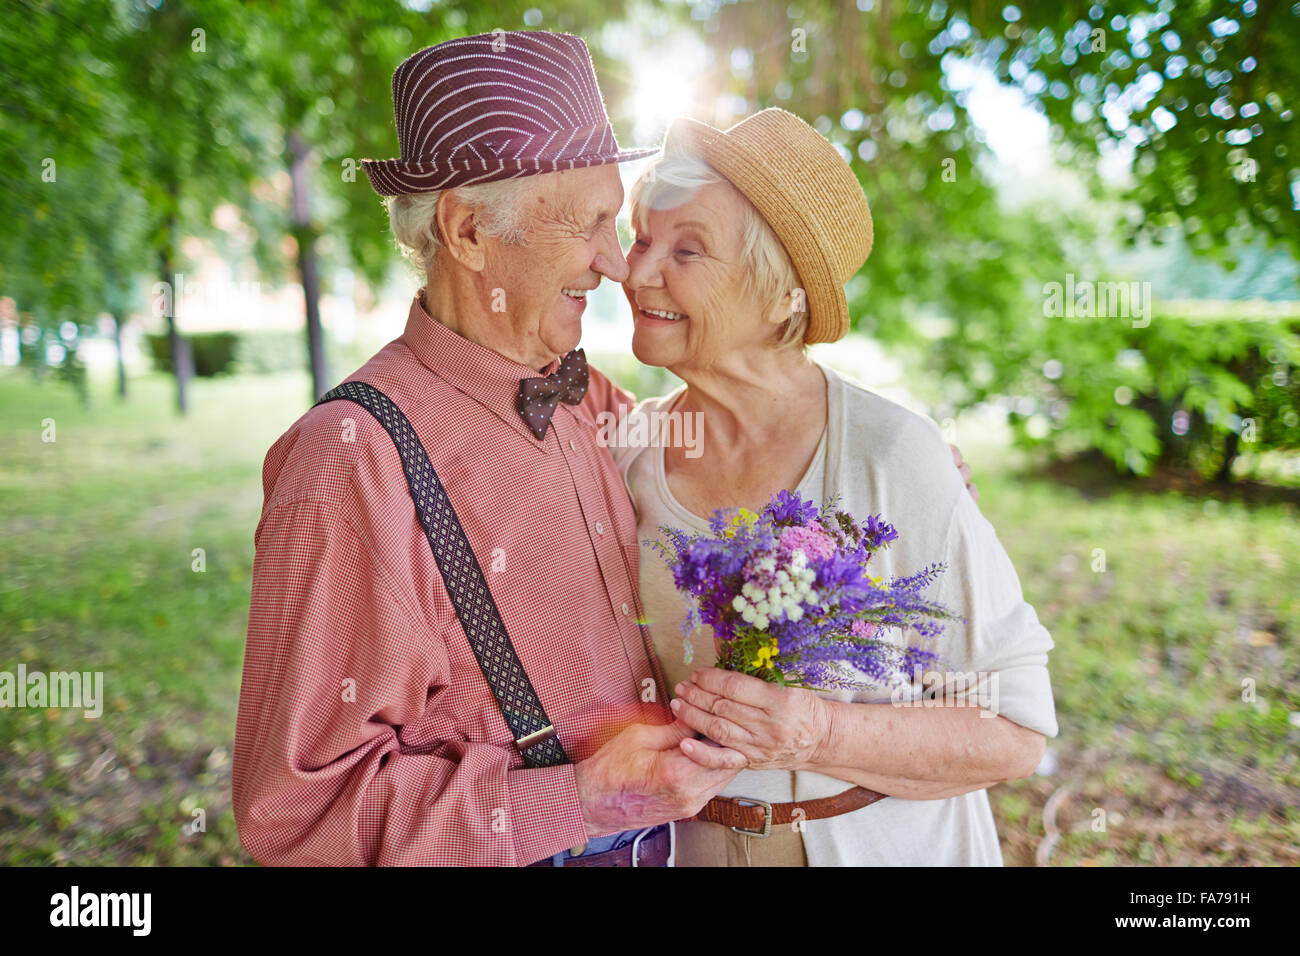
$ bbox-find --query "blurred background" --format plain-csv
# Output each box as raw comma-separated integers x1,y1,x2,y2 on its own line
1,0,1297,865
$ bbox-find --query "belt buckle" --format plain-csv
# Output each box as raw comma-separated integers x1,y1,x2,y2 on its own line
730,797,773,839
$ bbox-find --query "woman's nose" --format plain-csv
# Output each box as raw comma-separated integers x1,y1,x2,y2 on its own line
625,246,664,291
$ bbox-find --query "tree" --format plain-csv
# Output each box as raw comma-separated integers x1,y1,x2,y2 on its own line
109,0,269,414
955,0,1300,265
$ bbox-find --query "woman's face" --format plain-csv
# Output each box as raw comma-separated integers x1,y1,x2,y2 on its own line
623,180,777,372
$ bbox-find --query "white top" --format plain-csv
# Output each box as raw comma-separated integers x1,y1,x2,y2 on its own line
614,364,1059,866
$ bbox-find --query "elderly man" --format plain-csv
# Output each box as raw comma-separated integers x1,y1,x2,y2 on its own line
232,30,978,867
232,31,753,867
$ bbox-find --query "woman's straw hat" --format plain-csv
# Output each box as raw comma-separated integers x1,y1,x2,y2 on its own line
663,108,873,344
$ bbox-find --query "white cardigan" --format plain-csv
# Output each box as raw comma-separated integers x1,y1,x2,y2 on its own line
614,363,1059,866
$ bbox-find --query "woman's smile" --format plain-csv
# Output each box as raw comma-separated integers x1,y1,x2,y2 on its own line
635,303,691,325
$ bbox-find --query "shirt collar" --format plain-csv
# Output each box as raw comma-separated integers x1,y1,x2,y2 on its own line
398,292,561,448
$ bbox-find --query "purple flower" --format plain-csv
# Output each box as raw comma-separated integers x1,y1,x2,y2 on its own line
768,489,818,525
860,513,899,550
656,496,953,692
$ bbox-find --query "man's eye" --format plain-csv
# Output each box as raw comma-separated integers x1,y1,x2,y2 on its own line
676,249,699,258
632,237,649,248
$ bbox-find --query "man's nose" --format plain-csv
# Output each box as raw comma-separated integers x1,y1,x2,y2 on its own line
592,222,630,283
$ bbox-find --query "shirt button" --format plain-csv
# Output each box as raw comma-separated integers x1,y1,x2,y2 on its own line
595,521,605,535
622,602,630,616
569,439,576,452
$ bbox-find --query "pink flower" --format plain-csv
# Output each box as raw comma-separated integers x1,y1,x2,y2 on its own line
851,620,879,639
778,524,836,564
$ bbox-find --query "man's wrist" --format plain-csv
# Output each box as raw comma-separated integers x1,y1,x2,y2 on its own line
573,758,634,840
508,762,589,864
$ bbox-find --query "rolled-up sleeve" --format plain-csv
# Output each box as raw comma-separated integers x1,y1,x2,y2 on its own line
232,498,589,866
929,491,1060,739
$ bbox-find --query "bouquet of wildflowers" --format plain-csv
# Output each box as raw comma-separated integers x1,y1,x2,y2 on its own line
651,490,959,692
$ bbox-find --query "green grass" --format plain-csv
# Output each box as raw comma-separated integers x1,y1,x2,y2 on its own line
1,367,1297,865
0,367,312,865
957,430,1300,865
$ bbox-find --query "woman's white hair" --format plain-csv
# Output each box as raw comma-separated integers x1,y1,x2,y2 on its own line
628,143,809,348
385,176,535,275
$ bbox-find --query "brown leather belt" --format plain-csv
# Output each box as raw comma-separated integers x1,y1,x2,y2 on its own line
526,825,671,867
692,786,886,837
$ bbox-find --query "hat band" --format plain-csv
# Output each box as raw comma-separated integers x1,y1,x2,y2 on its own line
400,119,617,169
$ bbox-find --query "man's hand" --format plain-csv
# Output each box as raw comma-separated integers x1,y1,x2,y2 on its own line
949,442,978,503
573,720,747,839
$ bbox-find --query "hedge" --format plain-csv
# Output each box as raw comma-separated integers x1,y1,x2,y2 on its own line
1005,305,1300,481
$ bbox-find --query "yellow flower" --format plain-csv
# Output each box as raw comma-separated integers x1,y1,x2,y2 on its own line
724,508,759,538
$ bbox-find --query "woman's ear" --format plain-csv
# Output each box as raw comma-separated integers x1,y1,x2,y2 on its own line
767,287,808,327
436,191,487,272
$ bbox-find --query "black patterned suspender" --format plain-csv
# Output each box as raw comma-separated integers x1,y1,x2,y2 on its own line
315,380,568,769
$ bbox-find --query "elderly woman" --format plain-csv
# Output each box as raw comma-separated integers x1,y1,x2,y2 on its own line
612,109,1059,866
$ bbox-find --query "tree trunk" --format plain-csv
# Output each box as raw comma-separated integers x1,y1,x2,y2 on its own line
1215,431,1239,484
288,128,328,400
159,200,191,415
111,310,128,399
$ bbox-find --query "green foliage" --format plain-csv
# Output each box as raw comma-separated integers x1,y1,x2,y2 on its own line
954,1,1300,262
1002,305,1300,477
234,330,311,376
145,332,239,377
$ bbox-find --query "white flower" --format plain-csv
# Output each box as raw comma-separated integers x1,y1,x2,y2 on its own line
733,595,748,612
754,614,769,630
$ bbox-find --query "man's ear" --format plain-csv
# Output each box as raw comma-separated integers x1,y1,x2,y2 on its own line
436,191,487,272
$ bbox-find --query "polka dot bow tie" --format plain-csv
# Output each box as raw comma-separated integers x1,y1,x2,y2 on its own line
515,348,589,440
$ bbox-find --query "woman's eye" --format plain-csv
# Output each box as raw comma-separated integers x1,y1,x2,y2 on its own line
676,249,699,258
632,237,649,248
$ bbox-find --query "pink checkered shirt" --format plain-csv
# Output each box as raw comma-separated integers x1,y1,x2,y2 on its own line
233,295,671,866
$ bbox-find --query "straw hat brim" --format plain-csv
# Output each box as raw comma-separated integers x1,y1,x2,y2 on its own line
665,113,872,345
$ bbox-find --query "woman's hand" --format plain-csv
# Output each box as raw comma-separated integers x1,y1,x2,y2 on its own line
670,668,832,771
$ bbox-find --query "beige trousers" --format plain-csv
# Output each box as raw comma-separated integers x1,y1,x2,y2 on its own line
672,818,809,867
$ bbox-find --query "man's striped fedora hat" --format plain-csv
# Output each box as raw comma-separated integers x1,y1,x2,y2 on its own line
362,31,656,196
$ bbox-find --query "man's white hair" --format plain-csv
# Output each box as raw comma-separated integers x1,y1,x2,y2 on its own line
628,143,809,348
386,176,536,275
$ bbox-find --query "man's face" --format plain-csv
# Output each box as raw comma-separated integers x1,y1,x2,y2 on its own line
479,164,628,368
